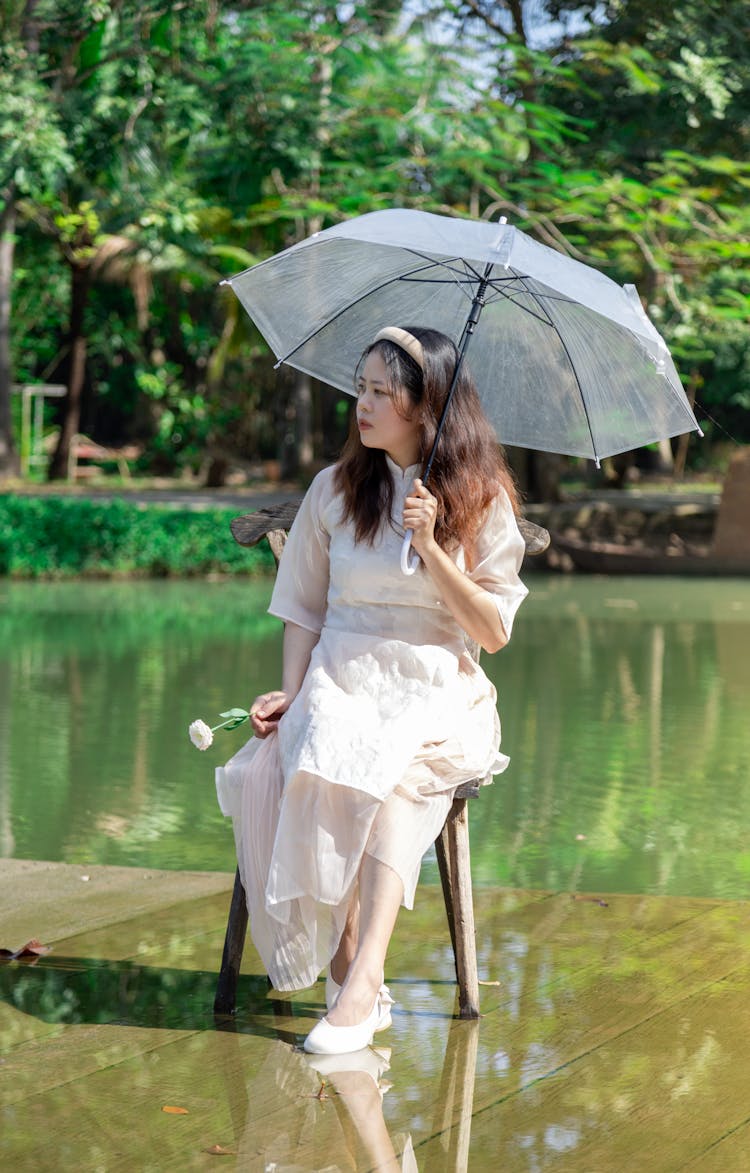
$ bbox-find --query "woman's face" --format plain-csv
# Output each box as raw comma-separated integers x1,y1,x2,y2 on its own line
356,349,421,470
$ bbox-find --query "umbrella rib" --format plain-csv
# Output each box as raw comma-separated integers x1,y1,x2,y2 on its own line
395,256,482,302
274,255,482,366
399,274,478,286
273,270,426,366
397,251,486,284
486,289,555,328
490,272,596,457
485,277,577,326
519,286,600,464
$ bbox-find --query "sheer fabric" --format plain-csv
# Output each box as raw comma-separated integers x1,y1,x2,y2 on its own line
216,458,527,991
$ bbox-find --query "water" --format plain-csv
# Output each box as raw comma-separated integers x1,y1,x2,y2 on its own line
2,575,749,899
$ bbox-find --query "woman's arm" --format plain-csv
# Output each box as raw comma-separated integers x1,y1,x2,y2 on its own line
404,479,508,654
249,621,320,737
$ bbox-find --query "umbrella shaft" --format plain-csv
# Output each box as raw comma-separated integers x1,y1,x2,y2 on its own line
422,261,494,487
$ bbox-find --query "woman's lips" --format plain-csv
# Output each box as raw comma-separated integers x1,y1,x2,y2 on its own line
357,419,373,430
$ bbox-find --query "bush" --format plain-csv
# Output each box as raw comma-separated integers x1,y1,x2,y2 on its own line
0,496,276,578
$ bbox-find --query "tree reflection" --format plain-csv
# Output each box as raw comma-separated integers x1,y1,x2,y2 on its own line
478,577,750,899
4,899,748,1169
2,576,750,896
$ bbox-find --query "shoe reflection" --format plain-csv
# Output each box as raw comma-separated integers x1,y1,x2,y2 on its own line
215,992,481,1172
305,1047,416,1173
235,1039,417,1171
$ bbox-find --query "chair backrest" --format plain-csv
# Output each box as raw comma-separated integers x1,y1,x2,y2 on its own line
230,499,550,561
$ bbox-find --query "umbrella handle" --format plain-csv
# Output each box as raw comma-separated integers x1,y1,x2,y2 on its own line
400,530,420,576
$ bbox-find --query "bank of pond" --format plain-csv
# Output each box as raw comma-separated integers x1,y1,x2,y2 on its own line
0,494,274,578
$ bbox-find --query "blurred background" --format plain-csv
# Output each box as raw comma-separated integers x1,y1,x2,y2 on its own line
1,0,748,498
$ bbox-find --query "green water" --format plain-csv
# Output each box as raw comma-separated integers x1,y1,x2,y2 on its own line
1,575,749,899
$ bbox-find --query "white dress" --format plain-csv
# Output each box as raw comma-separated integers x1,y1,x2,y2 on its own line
216,457,528,991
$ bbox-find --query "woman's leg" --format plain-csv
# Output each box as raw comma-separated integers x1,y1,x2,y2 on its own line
326,853,403,1028
330,887,360,986
326,1069,403,1172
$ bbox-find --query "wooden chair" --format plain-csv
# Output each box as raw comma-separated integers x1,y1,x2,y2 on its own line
214,499,549,1020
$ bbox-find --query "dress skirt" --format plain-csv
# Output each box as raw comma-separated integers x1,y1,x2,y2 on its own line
216,630,508,992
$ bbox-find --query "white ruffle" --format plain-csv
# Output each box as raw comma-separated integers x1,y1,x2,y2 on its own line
217,638,507,991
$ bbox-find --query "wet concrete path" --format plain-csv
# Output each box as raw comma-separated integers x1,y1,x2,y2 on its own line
2,859,749,1170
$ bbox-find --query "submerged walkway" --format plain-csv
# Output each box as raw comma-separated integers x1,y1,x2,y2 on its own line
1,859,749,1171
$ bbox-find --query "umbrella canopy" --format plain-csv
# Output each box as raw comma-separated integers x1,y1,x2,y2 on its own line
224,208,701,464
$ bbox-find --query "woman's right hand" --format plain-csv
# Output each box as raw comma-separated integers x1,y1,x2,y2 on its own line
249,690,291,738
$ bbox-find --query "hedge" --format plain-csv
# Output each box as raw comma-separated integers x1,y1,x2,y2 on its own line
0,495,276,578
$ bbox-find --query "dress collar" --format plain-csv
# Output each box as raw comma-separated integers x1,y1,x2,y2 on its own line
385,453,422,483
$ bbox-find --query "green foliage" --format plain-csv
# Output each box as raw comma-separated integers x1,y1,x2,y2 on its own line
0,46,73,199
2,0,749,479
0,496,276,578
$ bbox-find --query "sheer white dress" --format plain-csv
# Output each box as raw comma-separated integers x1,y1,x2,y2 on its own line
216,457,528,991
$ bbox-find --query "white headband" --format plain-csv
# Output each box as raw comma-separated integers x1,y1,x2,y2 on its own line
372,326,424,370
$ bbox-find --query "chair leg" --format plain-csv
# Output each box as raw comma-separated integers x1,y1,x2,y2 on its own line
214,867,248,1015
430,1017,480,1172
436,820,458,977
444,797,480,1019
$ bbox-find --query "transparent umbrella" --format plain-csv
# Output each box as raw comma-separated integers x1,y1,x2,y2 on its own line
224,207,701,464
224,208,702,570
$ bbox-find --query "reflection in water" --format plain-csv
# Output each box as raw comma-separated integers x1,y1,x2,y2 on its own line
0,950,484,1172
473,575,750,899
0,579,282,872
3,891,749,1169
2,575,750,897
234,1039,418,1172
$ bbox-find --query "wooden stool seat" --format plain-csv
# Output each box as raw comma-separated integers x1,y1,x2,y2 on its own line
214,496,548,1019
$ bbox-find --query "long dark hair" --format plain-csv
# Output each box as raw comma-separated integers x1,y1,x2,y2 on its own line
333,326,520,559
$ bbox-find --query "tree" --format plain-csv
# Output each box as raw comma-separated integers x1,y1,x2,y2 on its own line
7,1,224,478
430,0,750,477
534,0,750,462
193,0,562,479
7,0,749,488
0,10,72,477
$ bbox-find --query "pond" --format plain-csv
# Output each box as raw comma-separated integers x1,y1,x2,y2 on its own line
2,574,749,900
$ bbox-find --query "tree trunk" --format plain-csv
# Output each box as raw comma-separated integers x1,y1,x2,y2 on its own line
672,371,699,480
294,369,313,470
280,370,314,478
48,263,89,481
204,455,229,487
0,197,20,478
657,437,674,473
505,445,562,502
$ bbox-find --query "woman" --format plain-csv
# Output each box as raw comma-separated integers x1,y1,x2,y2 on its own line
216,325,527,1056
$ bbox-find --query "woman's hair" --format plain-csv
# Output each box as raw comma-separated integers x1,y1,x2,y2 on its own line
333,326,520,557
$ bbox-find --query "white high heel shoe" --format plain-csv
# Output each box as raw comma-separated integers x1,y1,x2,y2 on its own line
325,973,394,1031
303,994,382,1055
304,1045,391,1084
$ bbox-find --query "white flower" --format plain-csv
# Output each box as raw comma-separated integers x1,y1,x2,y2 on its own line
189,719,214,751
188,706,249,752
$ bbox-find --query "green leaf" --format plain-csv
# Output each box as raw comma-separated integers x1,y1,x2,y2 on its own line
78,21,107,76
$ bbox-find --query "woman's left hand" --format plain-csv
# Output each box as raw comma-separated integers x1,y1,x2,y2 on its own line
403,479,438,557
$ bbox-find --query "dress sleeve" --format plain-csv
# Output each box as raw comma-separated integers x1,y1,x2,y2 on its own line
467,488,529,641
268,469,332,634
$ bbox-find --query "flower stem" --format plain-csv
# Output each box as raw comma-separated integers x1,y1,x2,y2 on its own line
209,716,249,733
